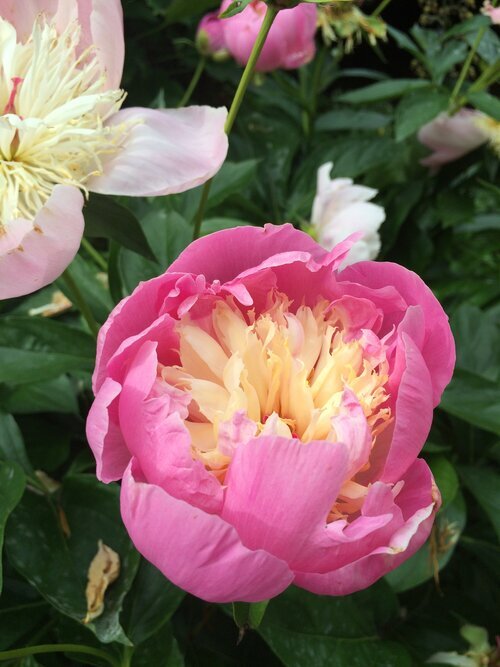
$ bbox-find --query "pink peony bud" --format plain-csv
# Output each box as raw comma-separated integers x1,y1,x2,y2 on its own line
219,0,318,72
196,11,228,57
87,224,455,603
418,109,487,168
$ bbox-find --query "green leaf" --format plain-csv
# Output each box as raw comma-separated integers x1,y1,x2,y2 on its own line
451,304,500,381
428,456,459,510
0,317,95,386
259,582,412,667
337,79,432,104
201,218,251,236
122,559,185,646
386,491,466,592
1,376,79,415
395,89,449,141
164,0,218,22
119,210,192,294
207,160,260,210
467,91,500,121
0,461,25,594
440,369,500,435
0,412,33,474
58,254,114,324
219,0,253,18
233,601,270,631
5,475,140,645
316,109,392,132
131,623,184,667
84,195,156,261
460,467,500,540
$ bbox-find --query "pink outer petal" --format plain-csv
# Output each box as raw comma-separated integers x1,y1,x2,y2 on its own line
121,459,294,603
93,273,214,393
0,185,84,300
168,223,328,284
88,106,228,197
338,261,455,406
418,110,486,167
222,436,348,565
88,0,124,90
85,377,130,482
117,340,223,513
293,459,438,595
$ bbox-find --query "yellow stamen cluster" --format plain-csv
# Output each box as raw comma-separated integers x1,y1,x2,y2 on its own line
0,16,128,226
160,294,392,488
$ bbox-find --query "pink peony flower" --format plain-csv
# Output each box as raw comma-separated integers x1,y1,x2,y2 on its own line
219,0,318,72
0,0,228,300
196,11,227,57
482,1,500,24
87,224,455,603
311,162,385,266
418,109,487,168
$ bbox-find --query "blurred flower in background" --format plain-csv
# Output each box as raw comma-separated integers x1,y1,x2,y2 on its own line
216,0,318,72
427,625,498,666
318,1,387,52
482,0,500,23
418,109,488,167
310,162,385,266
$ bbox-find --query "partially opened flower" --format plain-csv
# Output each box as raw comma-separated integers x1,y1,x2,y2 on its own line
418,109,487,167
219,0,318,72
0,0,228,300
87,224,454,603
311,162,385,266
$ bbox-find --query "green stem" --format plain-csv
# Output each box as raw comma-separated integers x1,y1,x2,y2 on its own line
0,644,118,667
62,268,100,338
191,5,279,241
81,237,108,271
178,57,207,108
449,25,487,111
373,0,393,17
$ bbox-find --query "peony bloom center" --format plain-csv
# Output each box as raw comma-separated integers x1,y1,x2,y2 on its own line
0,16,127,225
160,293,393,520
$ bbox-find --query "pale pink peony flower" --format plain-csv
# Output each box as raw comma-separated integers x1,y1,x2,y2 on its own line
87,224,455,603
219,0,318,72
311,162,385,266
482,1,500,24
418,109,487,167
0,0,228,300
196,11,227,57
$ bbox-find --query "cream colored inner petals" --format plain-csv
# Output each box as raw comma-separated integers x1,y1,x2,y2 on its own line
0,15,128,225
159,294,392,518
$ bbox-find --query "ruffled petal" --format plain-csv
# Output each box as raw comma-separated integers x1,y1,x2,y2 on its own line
293,459,438,595
88,106,228,197
338,261,455,406
121,459,294,603
86,377,130,482
222,435,348,564
0,185,84,300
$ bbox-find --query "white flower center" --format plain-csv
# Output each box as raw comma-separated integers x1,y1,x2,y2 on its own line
0,15,127,226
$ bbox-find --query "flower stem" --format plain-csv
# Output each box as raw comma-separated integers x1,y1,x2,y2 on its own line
373,0,393,17
0,644,118,666
191,5,279,241
81,237,108,271
449,25,487,112
62,268,100,338
178,57,207,108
